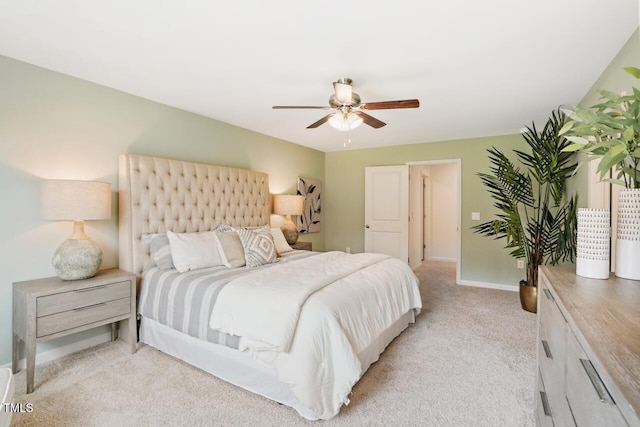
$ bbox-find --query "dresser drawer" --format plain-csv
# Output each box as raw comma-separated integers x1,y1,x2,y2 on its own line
539,281,567,363
538,280,574,426
536,368,554,427
565,328,628,427
37,281,131,317
36,297,131,338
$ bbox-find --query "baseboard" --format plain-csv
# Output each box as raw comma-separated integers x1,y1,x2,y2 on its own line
429,257,457,262
1,331,112,370
459,280,518,292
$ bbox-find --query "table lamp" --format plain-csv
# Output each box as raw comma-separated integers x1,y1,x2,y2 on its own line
41,180,111,280
273,194,304,245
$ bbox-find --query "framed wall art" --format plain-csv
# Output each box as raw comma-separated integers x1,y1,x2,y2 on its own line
296,177,321,233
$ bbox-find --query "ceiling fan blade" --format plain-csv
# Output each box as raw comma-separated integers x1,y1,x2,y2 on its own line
333,81,353,104
306,114,334,129
354,112,386,129
360,99,420,110
272,106,328,109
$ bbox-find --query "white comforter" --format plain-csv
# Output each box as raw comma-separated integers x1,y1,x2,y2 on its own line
210,251,422,420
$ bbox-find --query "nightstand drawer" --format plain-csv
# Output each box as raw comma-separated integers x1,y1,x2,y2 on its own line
37,281,131,317
36,297,131,338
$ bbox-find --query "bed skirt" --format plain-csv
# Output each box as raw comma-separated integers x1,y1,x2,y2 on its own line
139,309,416,420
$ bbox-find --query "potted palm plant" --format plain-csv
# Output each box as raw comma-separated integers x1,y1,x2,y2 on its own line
561,66,640,280
473,109,579,313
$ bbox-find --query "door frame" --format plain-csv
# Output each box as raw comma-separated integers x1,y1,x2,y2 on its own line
407,159,462,285
423,174,430,262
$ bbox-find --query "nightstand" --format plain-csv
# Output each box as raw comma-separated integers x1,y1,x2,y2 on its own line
12,268,137,393
290,241,312,251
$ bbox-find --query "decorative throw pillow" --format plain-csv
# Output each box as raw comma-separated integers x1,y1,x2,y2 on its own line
141,233,175,270
167,230,224,273
270,227,293,255
215,231,246,268
236,227,278,268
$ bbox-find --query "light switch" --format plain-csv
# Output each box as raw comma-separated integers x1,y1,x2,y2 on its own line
471,212,481,221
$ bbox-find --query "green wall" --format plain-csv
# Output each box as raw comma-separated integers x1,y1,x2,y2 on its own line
579,29,640,108
324,134,535,287
0,55,324,366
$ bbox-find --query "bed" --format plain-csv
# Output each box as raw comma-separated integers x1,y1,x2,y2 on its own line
118,154,422,420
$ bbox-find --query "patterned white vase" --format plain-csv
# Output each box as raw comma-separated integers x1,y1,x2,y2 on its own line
615,188,640,281
576,208,610,279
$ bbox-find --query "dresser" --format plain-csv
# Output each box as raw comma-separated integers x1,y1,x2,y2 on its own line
536,266,640,427
12,268,137,393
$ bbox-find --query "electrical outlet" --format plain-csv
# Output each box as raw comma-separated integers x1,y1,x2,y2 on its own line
471,212,481,221
517,259,525,269
346,247,351,254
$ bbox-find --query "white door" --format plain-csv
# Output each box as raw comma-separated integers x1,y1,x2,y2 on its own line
364,165,409,262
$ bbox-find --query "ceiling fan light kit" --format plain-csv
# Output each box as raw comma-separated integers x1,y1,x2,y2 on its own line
328,112,363,131
272,77,419,133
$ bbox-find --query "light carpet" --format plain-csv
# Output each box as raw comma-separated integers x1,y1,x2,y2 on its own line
10,261,536,426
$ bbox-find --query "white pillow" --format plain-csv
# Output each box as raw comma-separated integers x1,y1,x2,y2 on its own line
270,227,293,255
166,231,223,273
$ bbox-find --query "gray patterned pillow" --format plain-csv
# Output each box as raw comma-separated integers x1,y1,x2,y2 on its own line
141,233,175,270
235,227,278,268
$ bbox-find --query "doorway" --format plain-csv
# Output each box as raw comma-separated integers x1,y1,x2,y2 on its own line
408,160,461,284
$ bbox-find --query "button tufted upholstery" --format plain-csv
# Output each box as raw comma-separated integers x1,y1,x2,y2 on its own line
119,154,270,277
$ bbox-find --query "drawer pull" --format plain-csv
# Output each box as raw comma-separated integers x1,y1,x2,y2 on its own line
73,302,107,312
540,391,552,416
543,288,554,301
541,340,552,359
75,285,107,293
580,358,613,404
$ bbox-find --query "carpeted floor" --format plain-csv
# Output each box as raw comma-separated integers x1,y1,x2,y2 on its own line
10,261,536,426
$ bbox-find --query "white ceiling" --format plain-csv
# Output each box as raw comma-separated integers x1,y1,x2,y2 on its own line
0,1,638,152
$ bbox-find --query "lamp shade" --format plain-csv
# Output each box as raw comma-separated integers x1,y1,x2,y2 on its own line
41,180,111,220
273,194,304,216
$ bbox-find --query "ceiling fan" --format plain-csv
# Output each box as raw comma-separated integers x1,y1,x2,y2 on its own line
272,78,419,131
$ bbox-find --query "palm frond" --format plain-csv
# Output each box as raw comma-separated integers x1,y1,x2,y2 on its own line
472,108,579,286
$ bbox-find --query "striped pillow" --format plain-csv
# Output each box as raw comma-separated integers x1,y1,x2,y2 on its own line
142,233,175,270
235,227,278,268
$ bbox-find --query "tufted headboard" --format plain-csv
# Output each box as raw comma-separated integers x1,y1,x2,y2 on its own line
118,154,270,278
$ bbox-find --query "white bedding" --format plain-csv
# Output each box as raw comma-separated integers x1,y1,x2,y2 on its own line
210,251,422,419
210,251,391,352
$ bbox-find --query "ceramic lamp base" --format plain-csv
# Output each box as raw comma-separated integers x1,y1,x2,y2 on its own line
281,219,299,245
52,221,102,280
